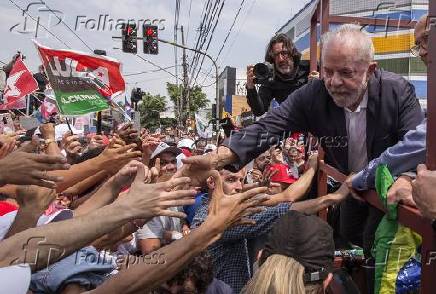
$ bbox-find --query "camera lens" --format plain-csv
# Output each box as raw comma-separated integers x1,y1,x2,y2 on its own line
253,62,274,84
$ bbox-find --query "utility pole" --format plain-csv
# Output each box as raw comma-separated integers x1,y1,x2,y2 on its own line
180,26,189,126
158,38,220,123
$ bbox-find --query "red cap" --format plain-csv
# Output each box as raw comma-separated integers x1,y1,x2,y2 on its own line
269,163,297,184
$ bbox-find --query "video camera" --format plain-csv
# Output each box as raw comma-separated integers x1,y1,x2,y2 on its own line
253,62,274,84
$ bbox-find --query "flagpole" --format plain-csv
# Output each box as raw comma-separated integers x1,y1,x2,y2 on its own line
65,117,74,134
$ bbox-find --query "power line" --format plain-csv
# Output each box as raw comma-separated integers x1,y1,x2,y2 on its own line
185,0,193,44
135,54,183,83
42,1,94,52
124,65,177,77
7,0,71,48
188,0,214,80
221,0,257,64
199,0,246,86
191,0,225,87
188,0,221,84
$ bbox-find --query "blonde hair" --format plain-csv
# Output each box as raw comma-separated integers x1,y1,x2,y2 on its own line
241,254,323,294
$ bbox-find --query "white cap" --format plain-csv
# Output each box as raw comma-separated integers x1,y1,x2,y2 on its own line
150,142,182,159
204,143,217,151
35,123,83,142
177,138,195,150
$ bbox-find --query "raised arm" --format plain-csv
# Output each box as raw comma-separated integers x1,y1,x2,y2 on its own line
90,172,269,294
0,164,197,271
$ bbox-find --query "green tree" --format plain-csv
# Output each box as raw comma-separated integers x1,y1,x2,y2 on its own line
166,83,209,125
138,92,167,130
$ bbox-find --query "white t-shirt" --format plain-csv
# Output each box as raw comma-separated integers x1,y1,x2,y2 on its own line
136,207,182,242
0,210,70,241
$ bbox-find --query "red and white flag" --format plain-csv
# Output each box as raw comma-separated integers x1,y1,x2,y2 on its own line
35,41,125,115
1,57,38,110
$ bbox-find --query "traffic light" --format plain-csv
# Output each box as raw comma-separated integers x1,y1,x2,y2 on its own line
143,25,158,55
131,88,142,103
122,23,137,54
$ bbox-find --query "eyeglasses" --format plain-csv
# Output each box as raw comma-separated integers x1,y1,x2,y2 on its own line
411,31,429,57
272,50,292,59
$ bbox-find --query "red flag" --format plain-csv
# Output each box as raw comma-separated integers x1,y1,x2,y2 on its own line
34,42,125,115
0,97,26,110
2,57,38,108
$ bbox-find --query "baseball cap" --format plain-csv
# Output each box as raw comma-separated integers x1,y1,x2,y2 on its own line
151,142,182,159
177,138,195,150
261,211,334,282
269,163,297,184
204,143,217,152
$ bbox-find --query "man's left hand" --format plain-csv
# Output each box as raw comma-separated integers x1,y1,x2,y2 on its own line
412,164,436,219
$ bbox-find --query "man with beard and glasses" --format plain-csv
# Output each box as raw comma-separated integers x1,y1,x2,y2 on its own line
246,34,311,116
180,24,423,264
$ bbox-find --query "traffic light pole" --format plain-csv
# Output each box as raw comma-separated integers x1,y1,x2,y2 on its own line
157,38,220,120
113,35,220,120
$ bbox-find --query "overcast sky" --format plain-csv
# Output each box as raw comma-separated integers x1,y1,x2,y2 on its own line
0,0,309,107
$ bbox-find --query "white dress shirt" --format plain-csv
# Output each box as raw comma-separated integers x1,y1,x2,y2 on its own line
344,92,368,172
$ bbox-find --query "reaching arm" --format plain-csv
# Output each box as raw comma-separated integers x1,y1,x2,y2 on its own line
0,166,197,272
73,176,117,217
91,220,221,294
89,172,269,294
291,182,349,214
50,142,141,193
61,171,108,197
263,165,315,206
3,186,56,239
352,120,426,191
222,83,313,170
0,202,133,270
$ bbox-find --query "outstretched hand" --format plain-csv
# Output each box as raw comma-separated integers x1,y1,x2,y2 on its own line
0,150,69,188
116,162,198,220
206,170,269,230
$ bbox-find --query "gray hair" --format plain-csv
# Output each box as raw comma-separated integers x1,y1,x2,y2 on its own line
321,24,375,64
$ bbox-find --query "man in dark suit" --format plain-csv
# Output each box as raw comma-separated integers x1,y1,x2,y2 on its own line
181,24,423,257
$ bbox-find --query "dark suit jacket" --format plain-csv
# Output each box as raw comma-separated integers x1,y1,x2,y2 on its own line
223,69,424,174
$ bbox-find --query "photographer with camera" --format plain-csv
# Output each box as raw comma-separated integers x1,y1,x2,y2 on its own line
246,34,311,116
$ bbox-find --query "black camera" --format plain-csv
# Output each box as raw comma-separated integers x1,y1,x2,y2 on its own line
253,62,274,84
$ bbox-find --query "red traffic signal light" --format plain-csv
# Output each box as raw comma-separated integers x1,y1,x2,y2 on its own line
143,25,158,55
122,23,137,54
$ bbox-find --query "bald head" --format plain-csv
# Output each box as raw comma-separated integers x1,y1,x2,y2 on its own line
414,14,429,65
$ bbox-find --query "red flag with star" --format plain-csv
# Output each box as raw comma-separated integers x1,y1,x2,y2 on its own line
1,57,38,109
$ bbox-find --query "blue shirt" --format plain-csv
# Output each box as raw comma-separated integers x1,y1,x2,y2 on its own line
183,192,206,226
352,119,426,190
191,194,290,293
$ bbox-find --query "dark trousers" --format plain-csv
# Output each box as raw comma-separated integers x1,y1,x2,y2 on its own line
340,196,384,258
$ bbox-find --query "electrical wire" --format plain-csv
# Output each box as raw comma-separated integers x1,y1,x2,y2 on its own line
189,0,221,84
42,1,94,52
135,54,183,83
199,0,246,85
191,0,225,86
124,65,177,77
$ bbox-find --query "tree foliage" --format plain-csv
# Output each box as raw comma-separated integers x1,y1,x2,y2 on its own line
166,83,208,124
138,92,167,130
